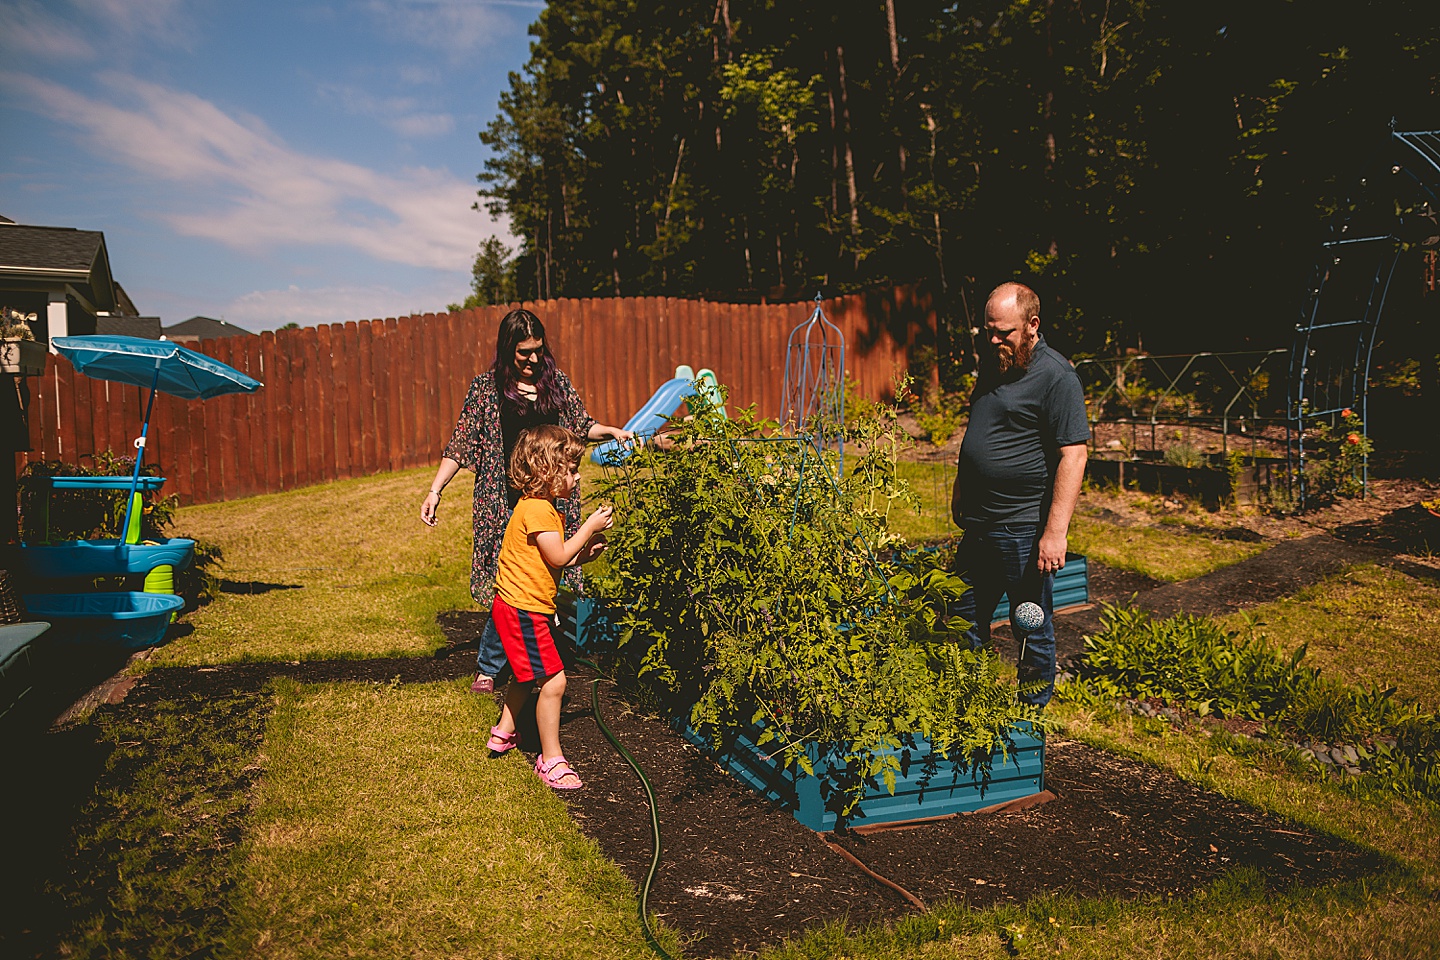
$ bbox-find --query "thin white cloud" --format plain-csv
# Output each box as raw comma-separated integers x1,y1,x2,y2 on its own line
75,0,196,47
222,282,465,331
0,0,194,61
397,65,442,86
363,0,539,56
0,0,95,59
317,82,454,138
3,71,505,271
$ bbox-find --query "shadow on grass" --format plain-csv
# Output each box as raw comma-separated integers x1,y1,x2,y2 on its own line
216,579,304,596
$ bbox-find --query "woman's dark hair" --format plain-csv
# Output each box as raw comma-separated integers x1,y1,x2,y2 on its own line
492,308,560,414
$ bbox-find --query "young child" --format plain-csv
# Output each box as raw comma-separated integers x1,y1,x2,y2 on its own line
485,424,613,790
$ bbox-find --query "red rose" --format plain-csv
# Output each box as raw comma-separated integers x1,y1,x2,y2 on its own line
1341,408,1353,417
1346,433,1361,445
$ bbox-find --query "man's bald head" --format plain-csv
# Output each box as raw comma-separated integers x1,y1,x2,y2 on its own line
986,282,1040,327
983,282,1041,375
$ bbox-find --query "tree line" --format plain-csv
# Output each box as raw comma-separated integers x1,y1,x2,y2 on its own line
468,0,1438,374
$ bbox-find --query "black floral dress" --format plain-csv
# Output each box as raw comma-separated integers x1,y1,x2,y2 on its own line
442,369,595,602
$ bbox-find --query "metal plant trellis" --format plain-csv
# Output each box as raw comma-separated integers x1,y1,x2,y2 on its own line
1288,125,1440,507
780,293,846,475
1074,349,1290,457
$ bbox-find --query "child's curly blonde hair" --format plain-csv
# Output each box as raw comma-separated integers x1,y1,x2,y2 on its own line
509,424,586,499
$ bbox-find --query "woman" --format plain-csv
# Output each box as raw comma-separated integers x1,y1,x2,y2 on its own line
421,308,631,692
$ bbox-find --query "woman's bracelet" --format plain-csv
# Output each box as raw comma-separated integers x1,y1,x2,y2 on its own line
429,488,443,496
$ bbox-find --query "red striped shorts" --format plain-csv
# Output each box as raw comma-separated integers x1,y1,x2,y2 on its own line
491,594,564,683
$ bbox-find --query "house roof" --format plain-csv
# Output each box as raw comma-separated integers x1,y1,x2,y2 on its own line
0,223,106,275
0,222,119,313
162,316,255,340
97,315,162,339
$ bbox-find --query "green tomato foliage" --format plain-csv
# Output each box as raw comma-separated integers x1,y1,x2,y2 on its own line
591,382,1046,813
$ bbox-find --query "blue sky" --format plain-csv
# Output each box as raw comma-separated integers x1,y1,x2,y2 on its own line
0,0,538,331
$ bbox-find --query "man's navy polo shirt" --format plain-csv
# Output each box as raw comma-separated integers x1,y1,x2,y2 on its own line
957,335,1089,525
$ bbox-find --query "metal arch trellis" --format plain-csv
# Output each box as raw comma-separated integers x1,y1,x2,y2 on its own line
781,293,846,476
1287,125,1440,508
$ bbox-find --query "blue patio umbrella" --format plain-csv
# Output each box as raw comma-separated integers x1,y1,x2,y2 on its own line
51,335,263,540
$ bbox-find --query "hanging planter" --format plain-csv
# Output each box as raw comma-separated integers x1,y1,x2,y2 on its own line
1,308,44,376
0,338,44,376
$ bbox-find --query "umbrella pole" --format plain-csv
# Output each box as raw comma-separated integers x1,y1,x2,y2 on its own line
119,360,163,547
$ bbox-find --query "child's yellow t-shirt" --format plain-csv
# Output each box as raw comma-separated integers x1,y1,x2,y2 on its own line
495,496,563,614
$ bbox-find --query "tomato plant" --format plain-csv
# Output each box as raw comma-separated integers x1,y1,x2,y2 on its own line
593,382,1046,813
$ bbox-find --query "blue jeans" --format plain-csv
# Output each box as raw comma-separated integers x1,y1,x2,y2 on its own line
949,523,1056,707
475,615,511,681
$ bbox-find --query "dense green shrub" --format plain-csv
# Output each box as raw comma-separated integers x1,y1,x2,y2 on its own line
913,384,971,448
1162,443,1206,469
19,453,177,543
1062,604,1440,800
1072,605,1313,721
593,386,1045,814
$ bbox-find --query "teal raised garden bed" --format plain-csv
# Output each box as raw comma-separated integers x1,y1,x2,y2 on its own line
560,595,1047,831
22,592,183,649
678,721,1044,832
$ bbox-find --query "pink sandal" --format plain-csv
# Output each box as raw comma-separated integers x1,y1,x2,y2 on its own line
486,725,518,755
534,754,583,790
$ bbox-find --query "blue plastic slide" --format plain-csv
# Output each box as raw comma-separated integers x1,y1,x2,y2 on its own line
592,376,700,465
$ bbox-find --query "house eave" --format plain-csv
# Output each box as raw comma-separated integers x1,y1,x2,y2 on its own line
0,265,92,279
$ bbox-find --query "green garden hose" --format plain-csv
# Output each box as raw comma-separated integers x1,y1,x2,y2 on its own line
576,658,674,960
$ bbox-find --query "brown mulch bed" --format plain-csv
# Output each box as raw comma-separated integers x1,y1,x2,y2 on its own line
423,615,1389,958
545,660,1387,958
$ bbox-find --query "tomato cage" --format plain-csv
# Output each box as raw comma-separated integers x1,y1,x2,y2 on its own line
780,293,846,474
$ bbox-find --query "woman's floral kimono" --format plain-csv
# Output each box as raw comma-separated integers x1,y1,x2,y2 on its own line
441,369,595,602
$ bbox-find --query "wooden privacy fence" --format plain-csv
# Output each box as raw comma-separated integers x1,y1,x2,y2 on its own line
16,286,937,506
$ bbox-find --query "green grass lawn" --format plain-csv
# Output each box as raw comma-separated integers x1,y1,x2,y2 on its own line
887,460,961,545
149,467,477,667
1221,563,1440,711
43,464,1435,959
232,678,670,959
1068,514,1268,582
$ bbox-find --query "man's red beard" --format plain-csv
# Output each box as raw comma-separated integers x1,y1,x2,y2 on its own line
988,335,1035,376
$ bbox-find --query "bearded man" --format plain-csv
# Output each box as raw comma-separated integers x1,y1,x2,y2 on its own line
949,282,1089,706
